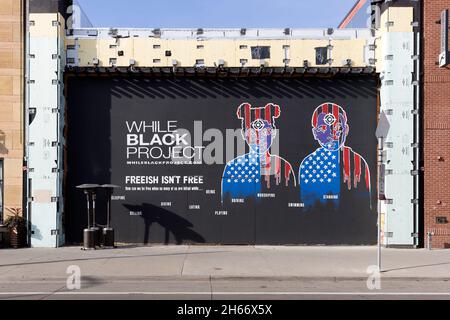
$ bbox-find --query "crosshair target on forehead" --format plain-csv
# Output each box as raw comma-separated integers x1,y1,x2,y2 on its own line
324,113,336,126
252,119,266,131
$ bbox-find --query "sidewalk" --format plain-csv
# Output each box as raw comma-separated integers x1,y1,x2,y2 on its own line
1,245,450,281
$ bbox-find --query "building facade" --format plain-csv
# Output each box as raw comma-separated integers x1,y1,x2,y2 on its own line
0,0,24,224
423,0,450,249
1,0,447,248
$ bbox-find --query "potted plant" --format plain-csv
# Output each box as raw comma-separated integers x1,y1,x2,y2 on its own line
4,208,27,249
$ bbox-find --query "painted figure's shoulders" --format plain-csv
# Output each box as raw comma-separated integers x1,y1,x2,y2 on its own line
343,147,368,165
223,154,253,173
300,149,322,167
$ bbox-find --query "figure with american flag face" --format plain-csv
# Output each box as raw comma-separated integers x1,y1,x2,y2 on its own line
299,102,371,209
221,102,296,202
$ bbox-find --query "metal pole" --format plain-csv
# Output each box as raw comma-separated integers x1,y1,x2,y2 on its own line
86,193,91,228
24,0,30,247
107,192,111,228
92,192,96,228
377,137,383,271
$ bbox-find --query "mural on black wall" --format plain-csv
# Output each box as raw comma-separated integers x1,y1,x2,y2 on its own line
65,77,378,245
222,102,296,202
299,103,371,209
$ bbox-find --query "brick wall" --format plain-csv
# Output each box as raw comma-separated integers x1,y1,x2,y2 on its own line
424,0,450,248
0,0,23,221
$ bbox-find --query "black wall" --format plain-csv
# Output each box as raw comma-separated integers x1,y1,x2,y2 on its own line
65,76,377,245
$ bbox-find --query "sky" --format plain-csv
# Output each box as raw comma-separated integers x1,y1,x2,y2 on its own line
75,0,359,29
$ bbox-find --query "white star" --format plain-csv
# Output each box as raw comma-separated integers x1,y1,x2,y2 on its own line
332,164,336,168
312,179,316,183
332,155,336,159
255,179,260,183
227,179,231,183
309,174,313,178
305,179,309,184
320,179,324,183
313,170,317,174
332,173,337,177
248,179,252,183
305,161,309,165
328,178,332,183
316,174,320,178
327,152,332,156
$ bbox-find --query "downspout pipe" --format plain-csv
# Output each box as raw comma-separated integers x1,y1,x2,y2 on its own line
23,0,30,247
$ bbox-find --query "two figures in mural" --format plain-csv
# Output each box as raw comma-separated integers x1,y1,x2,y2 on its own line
221,102,372,209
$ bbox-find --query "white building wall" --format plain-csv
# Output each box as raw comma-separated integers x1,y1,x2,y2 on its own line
28,13,64,247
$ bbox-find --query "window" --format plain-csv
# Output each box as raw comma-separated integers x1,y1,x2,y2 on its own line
0,160,3,223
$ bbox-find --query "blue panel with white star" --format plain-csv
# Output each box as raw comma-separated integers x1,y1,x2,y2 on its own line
222,153,262,200
299,148,340,208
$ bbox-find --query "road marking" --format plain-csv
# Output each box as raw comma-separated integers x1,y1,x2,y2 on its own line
0,292,450,296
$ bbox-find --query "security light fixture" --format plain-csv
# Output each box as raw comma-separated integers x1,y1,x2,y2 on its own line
217,59,225,68
303,60,309,68
92,58,99,66
240,28,247,36
152,28,161,37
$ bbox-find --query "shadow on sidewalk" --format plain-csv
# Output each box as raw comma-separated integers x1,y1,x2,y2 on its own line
382,261,450,273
